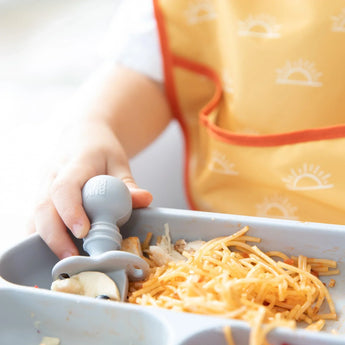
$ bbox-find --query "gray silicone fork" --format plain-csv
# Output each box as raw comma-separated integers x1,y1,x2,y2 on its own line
52,175,150,301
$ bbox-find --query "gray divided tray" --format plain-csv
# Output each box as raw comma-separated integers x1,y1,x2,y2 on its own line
1,207,345,345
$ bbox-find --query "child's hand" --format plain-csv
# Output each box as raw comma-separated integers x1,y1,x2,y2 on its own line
28,64,171,260
31,120,152,260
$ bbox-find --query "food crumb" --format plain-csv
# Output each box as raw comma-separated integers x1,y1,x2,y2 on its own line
329,279,336,288
40,336,60,345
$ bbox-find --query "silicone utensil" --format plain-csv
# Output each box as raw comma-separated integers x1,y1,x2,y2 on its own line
52,175,150,301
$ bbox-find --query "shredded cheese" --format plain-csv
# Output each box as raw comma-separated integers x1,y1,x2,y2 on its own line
223,325,235,345
128,226,338,345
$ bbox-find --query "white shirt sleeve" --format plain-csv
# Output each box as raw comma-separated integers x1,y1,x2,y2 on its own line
102,0,163,83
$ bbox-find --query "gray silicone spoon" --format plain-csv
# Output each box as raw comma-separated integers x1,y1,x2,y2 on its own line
52,175,150,301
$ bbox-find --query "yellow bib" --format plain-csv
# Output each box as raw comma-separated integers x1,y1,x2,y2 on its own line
154,0,345,224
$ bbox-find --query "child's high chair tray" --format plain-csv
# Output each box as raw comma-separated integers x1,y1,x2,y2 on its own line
1,207,345,345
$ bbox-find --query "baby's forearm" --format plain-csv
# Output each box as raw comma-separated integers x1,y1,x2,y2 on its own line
72,63,172,158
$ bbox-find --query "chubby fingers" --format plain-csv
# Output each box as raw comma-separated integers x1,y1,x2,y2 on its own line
35,197,80,259
49,162,152,235
49,165,94,241
34,163,95,260
130,187,153,208
110,174,153,208
35,164,152,260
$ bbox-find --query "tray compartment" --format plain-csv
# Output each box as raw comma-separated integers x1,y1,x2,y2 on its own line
177,325,345,345
1,207,345,344
0,286,171,345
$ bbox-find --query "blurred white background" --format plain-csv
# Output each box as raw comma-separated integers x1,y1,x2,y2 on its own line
0,0,187,254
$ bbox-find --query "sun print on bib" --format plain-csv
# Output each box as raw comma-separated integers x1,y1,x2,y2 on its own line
331,8,345,32
256,194,299,220
208,150,239,175
238,14,281,38
185,0,217,25
282,163,334,191
276,59,323,87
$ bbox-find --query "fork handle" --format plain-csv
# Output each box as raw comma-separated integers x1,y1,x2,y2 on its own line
81,175,132,256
